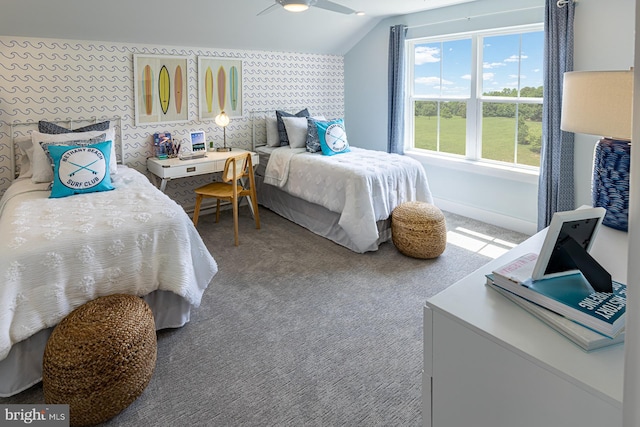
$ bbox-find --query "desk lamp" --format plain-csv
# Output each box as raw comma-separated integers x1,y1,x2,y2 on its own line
215,111,232,152
561,69,633,231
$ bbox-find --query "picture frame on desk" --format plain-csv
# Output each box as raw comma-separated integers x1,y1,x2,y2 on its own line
197,57,242,121
134,54,190,126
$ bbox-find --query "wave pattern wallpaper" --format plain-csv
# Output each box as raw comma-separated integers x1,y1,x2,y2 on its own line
0,36,344,206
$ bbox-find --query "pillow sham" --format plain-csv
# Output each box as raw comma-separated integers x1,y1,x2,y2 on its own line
15,136,34,179
47,141,114,198
305,117,326,153
40,133,106,169
315,118,350,156
276,108,309,146
30,128,117,182
38,120,110,135
266,116,280,147
281,116,310,149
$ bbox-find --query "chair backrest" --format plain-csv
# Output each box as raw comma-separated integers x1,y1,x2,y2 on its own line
222,152,252,183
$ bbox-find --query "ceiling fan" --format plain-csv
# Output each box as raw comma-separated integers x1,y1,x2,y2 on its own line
258,0,357,16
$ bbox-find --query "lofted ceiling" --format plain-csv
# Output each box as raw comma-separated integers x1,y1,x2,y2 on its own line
0,0,477,55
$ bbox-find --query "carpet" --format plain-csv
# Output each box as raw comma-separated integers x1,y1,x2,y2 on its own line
1,207,529,426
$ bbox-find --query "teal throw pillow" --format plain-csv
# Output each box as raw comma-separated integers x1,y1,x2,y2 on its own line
48,141,115,198
315,118,350,156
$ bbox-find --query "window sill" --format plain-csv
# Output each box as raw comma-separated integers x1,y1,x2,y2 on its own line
405,150,540,185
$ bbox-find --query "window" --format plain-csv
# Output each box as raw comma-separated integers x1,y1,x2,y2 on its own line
407,25,544,169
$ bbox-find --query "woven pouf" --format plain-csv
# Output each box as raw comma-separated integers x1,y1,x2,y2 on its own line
392,201,447,259
43,294,157,427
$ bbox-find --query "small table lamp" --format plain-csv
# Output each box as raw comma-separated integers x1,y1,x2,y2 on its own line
561,69,633,231
215,111,232,152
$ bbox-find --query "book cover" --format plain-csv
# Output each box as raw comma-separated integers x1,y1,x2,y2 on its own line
486,278,625,351
488,272,626,338
492,252,538,285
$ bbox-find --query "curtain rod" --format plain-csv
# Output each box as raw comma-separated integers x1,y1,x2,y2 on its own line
406,5,545,30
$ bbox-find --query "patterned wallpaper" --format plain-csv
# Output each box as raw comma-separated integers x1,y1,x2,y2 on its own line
0,36,344,206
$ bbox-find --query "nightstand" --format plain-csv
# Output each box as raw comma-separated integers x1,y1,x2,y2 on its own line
146,149,259,192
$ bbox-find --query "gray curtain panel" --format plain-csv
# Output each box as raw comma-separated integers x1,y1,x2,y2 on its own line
537,0,576,230
388,24,407,154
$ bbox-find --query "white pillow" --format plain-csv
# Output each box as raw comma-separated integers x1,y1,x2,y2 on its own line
31,128,117,183
266,116,280,147
15,136,34,179
281,116,309,149
282,116,326,149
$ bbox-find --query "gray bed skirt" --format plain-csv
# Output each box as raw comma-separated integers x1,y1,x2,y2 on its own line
255,174,391,253
0,290,192,397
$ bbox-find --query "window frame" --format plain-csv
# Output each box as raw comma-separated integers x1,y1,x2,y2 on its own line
405,23,544,173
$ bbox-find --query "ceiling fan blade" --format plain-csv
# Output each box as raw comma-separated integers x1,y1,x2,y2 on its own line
257,3,280,16
314,0,356,14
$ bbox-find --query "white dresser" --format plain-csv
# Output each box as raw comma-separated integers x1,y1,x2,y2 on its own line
423,225,628,427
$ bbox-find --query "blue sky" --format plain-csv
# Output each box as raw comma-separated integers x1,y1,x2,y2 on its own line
413,30,544,98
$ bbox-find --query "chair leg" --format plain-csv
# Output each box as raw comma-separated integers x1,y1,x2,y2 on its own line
250,191,261,230
215,199,221,223
193,195,203,226
232,197,239,246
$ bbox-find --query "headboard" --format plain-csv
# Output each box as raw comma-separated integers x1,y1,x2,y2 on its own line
9,116,123,180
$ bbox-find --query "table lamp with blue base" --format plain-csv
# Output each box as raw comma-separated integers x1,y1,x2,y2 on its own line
561,69,633,231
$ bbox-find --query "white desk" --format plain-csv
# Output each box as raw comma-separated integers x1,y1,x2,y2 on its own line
146,149,259,192
423,225,628,427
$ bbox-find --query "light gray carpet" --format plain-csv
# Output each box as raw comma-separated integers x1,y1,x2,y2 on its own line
2,207,529,426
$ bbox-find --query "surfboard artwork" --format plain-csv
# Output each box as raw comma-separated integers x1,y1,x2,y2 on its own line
230,65,239,112
174,65,183,114
158,65,171,115
217,66,226,112
205,66,214,113
143,64,153,116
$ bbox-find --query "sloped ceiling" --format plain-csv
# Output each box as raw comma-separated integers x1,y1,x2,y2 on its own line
0,0,478,55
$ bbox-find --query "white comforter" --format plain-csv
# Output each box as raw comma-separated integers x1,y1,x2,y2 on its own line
0,166,218,362
263,146,433,252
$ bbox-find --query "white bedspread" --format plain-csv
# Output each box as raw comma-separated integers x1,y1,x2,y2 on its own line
263,146,433,252
0,166,218,362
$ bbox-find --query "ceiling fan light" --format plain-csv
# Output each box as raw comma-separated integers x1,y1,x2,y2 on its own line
283,3,309,12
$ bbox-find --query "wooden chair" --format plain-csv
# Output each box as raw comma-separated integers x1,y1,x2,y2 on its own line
192,152,260,245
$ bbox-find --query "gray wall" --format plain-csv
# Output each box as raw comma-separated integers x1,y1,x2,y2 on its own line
344,0,635,234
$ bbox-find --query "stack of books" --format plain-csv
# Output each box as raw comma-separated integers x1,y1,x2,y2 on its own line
486,253,627,351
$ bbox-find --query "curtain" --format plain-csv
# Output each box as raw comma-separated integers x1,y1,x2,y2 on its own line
388,24,407,154
537,0,576,230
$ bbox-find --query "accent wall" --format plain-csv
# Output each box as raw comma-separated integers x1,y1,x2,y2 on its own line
0,36,344,206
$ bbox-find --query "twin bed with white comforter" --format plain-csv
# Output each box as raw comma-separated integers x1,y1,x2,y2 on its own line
0,119,218,397
251,109,434,253
261,146,433,252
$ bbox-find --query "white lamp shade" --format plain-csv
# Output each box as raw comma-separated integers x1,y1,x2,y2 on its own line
561,70,633,140
215,111,230,127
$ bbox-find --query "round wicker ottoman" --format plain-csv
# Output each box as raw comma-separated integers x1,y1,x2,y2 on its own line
392,201,447,259
43,294,157,427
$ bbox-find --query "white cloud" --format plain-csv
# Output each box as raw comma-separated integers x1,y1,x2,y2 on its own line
415,76,454,86
415,46,440,65
483,72,495,81
483,62,506,69
504,54,528,63
461,74,471,80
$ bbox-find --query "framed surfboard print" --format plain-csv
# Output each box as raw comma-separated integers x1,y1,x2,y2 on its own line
197,57,242,121
134,54,190,126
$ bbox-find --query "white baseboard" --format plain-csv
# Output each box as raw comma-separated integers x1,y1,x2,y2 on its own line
433,197,537,236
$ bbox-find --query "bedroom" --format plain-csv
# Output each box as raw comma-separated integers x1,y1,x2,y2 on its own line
0,0,638,425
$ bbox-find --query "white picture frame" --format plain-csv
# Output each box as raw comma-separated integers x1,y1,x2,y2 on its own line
134,54,190,126
197,57,242,121
531,207,606,281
